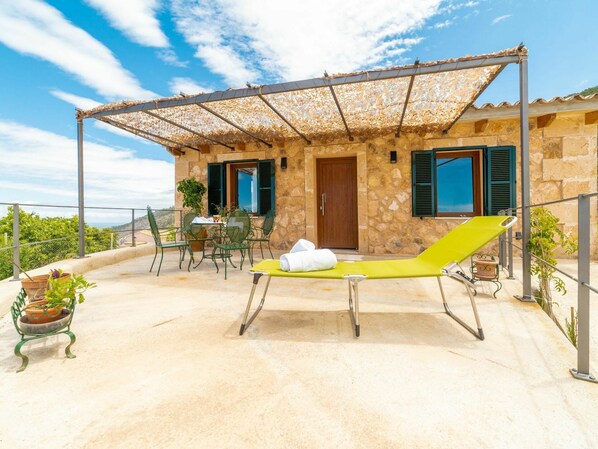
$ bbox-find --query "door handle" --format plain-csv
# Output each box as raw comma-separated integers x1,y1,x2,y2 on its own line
320,193,326,216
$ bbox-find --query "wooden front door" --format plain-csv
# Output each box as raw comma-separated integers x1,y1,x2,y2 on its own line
316,157,358,249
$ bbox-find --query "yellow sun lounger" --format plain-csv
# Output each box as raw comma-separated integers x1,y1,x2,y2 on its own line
239,216,516,339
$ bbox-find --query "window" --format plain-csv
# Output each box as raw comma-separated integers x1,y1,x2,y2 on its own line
230,162,258,213
412,146,516,217
207,159,275,216
436,150,482,216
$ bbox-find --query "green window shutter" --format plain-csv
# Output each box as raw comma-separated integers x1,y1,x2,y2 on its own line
207,163,225,215
485,146,516,215
257,159,275,215
411,151,435,217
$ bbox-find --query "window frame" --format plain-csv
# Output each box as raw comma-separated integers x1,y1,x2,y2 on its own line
434,149,483,217
228,161,259,214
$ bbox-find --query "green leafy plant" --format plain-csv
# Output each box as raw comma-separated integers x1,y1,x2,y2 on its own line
565,306,578,347
166,226,177,242
212,203,236,221
44,269,96,309
177,178,207,215
527,207,577,318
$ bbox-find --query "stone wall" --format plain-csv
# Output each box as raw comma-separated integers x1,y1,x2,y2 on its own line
174,110,597,257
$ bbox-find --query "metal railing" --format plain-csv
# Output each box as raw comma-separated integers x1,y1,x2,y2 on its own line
0,202,184,281
499,193,597,383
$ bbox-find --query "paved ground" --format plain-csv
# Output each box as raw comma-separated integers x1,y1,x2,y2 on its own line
1,249,597,449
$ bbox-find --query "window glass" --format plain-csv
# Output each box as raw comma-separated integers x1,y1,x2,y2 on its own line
436,156,474,214
233,164,258,213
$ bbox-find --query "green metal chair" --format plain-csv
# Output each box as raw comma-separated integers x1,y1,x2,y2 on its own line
182,212,214,269
247,209,275,265
11,289,77,372
212,209,251,279
147,206,189,276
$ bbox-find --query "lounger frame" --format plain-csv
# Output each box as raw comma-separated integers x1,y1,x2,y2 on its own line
240,264,483,340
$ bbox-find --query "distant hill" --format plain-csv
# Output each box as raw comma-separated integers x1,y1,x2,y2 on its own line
568,85,598,97
111,207,175,232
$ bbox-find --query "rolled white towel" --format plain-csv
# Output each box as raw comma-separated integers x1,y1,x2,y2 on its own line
280,249,337,272
290,239,315,253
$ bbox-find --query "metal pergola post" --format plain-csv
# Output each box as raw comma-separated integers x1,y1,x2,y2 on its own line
77,119,85,258
571,194,597,382
12,202,20,280
515,52,533,301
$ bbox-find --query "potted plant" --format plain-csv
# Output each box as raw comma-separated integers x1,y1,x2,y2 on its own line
177,177,207,216
24,270,96,324
20,268,71,301
177,177,208,250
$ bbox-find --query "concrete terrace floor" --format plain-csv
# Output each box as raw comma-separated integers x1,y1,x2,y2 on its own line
1,249,597,449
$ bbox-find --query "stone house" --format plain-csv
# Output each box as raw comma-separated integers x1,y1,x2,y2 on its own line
172,93,598,257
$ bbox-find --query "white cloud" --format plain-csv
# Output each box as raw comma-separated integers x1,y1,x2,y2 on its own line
433,19,454,29
0,0,157,100
171,2,259,87
0,120,174,216
492,14,512,25
49,90,151,144
157,48,189,67
169,77,211,95
577,79,589,88
440,1,479,14
84,0,169,48
50,90,102,110
171,0,442,85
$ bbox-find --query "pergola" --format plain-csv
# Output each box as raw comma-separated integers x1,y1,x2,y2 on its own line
75,45,532,299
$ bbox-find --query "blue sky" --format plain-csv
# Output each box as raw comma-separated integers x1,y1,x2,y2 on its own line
0,0,596,224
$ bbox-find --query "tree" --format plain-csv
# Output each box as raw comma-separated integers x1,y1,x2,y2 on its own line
0,207,113,280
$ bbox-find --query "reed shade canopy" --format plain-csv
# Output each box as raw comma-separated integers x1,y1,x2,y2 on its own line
77,47,527,151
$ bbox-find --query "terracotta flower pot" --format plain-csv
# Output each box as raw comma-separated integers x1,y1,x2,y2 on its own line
21,274,51,301
21,273,71,302
24,300,64,324
474,259,498,280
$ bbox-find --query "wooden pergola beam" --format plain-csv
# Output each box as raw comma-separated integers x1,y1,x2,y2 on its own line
585,110,598,125
474,119,489,133
537,113,556,128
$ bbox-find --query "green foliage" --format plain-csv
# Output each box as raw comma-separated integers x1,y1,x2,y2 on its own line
527,207,577,316
44,269,96,309
567,85,598,97
565,307,578,348
177,178,207,215
166,226,177,242
212,203,236,221
0,207,113,280
579,86,598,96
